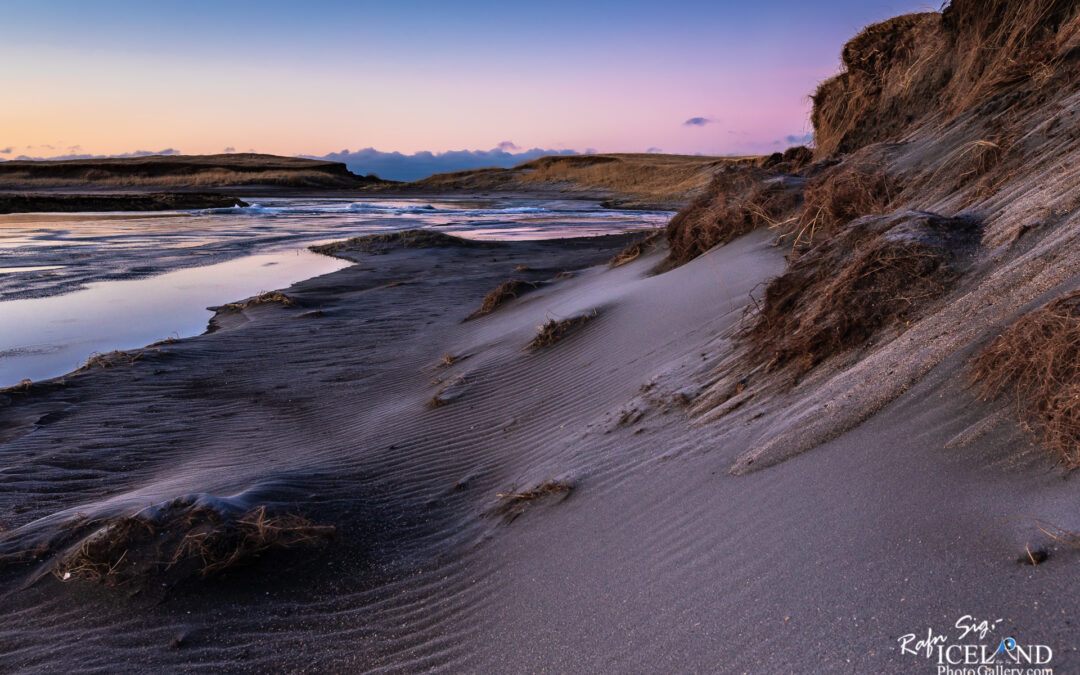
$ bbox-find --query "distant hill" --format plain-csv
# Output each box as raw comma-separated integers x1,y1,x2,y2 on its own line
386,153,758,209
0,153,394,191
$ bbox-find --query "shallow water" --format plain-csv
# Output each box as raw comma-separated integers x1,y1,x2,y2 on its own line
0,197,669,386
0,249,350,384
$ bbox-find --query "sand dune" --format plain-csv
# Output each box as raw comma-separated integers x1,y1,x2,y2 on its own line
0,228,1074,670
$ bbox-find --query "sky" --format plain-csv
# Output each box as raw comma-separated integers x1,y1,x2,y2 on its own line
1,0,936,178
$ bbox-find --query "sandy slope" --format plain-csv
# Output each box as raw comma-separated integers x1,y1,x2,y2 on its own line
1,231,1076,672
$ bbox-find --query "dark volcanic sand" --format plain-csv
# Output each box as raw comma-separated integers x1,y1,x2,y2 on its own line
1,233,1077,672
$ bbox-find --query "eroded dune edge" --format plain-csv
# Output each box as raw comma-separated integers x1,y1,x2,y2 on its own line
4,1,1080,671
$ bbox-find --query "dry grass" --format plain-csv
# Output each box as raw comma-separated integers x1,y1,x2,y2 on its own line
746,211,978,376
922,139,1007,196
811,2,1080,157
408,153,758,204
215,291,297,312
53,504,335,584
665,167,804,265
785,165,899,249
526,312,596,350
79,350,140,371
609,230,663,267
971,291,1080,467
761,146,815,173
467,279,540,319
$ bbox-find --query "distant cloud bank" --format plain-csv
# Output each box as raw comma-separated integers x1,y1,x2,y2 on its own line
306,145,579,182
684,117,712,127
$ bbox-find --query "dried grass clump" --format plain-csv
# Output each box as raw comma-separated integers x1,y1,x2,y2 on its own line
924,139,1008,196
747,211,978,376
665,167,803,265
526,312,596,350
787,164,899,249
609,230,663,267
492,480,573,520
811,1,1080,157
971,291,1080,467
467,279,540,319
53,503,336,584
215,291,296,312
761,146,815,173
79,350,140,371
311,229,492,256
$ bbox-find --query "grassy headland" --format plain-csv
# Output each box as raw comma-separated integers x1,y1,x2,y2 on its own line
0,153,392,191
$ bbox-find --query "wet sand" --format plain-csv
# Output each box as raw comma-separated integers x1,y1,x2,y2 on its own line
1,232,1076,671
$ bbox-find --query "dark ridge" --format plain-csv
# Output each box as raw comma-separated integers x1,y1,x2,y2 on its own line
0,192,247,214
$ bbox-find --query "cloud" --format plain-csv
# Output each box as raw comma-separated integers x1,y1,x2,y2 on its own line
12,148,181,161
684,117,711,127
785,133,814,145
0,147,12,154
646,147,663,153
223,146,236,153
496,140,520,151
307,146,579,182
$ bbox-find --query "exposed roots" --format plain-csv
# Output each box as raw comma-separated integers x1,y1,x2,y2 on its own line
746,211,979,377
812,2,1080,157
971,291,1080,467
665,166,803,265
785,164,899,250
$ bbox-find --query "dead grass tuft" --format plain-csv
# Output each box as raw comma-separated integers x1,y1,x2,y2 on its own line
746,211,978,376
971,291,1080,467
215,291,296,312
492,480,574,520
526,312,596,350
609,230,663,267
79,350,140,371
467,279,540,319
53,503,336,584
